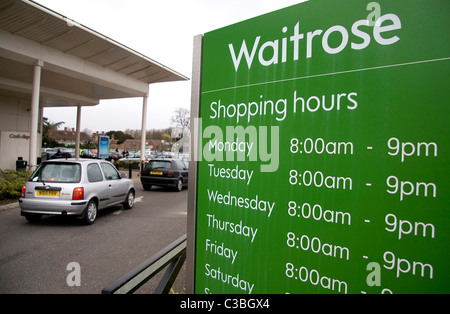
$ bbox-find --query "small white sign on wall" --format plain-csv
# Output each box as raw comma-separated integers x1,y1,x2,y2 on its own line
0,131,30,170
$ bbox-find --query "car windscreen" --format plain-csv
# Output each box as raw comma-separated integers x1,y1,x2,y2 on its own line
146,160,172,170
30,162,81,183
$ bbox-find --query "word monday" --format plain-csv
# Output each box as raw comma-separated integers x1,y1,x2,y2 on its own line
229,13,401,71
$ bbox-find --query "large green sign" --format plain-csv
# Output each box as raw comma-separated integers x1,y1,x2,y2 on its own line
192,0,449,294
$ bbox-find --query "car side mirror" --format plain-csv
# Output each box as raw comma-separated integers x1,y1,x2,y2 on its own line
120,173,128,179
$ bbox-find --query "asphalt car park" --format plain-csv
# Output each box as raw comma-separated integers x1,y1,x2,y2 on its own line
0,173,187,294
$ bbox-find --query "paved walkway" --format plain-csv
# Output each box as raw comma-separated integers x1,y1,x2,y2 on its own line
0,201,19,212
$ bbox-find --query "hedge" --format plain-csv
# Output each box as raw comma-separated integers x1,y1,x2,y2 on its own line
0,169,31,200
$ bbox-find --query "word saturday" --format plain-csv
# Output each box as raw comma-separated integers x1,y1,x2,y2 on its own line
205,263,254,294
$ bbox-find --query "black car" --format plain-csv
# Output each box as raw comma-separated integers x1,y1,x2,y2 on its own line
50,150,74,159
140,158,188,191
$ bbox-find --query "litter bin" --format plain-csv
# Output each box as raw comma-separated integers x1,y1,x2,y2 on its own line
16,157,27,171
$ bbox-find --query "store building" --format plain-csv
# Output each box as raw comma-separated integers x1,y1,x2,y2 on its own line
0,0,188,170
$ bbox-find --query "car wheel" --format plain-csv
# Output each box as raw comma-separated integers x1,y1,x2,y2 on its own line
143,184,152,191
83,199,97,225
176,178,183,192
123,189,135,209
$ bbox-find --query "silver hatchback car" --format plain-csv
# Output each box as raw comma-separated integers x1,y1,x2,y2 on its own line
19,159,135,224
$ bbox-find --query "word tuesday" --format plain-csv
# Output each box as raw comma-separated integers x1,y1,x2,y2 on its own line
208,163,253,185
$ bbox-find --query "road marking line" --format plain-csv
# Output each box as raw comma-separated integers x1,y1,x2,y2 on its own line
135,196,143,203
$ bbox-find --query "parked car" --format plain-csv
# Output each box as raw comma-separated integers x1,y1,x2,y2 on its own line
106,151,121,162
50,148,75,159
19,159,135,224
140,158,188,191
119,152,151,163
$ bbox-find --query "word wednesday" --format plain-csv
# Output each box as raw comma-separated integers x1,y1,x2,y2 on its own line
207,189,275,217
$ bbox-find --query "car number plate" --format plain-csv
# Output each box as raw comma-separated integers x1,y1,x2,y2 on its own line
36,190,60,197
150,171,163,175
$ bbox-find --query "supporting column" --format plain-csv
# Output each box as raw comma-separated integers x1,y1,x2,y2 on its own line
75,105,82,159
186,34,203,294
29,60,44,170
140,94,149,169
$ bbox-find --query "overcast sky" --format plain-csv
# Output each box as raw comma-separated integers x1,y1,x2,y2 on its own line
34,0,307,133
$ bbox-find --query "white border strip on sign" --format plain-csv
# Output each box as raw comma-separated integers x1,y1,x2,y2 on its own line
202,57,450,94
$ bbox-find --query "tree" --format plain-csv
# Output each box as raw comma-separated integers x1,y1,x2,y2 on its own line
105,130,133,144
171,107,190,128
162,133,172,142
42,117,64,147
146,128,172,140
